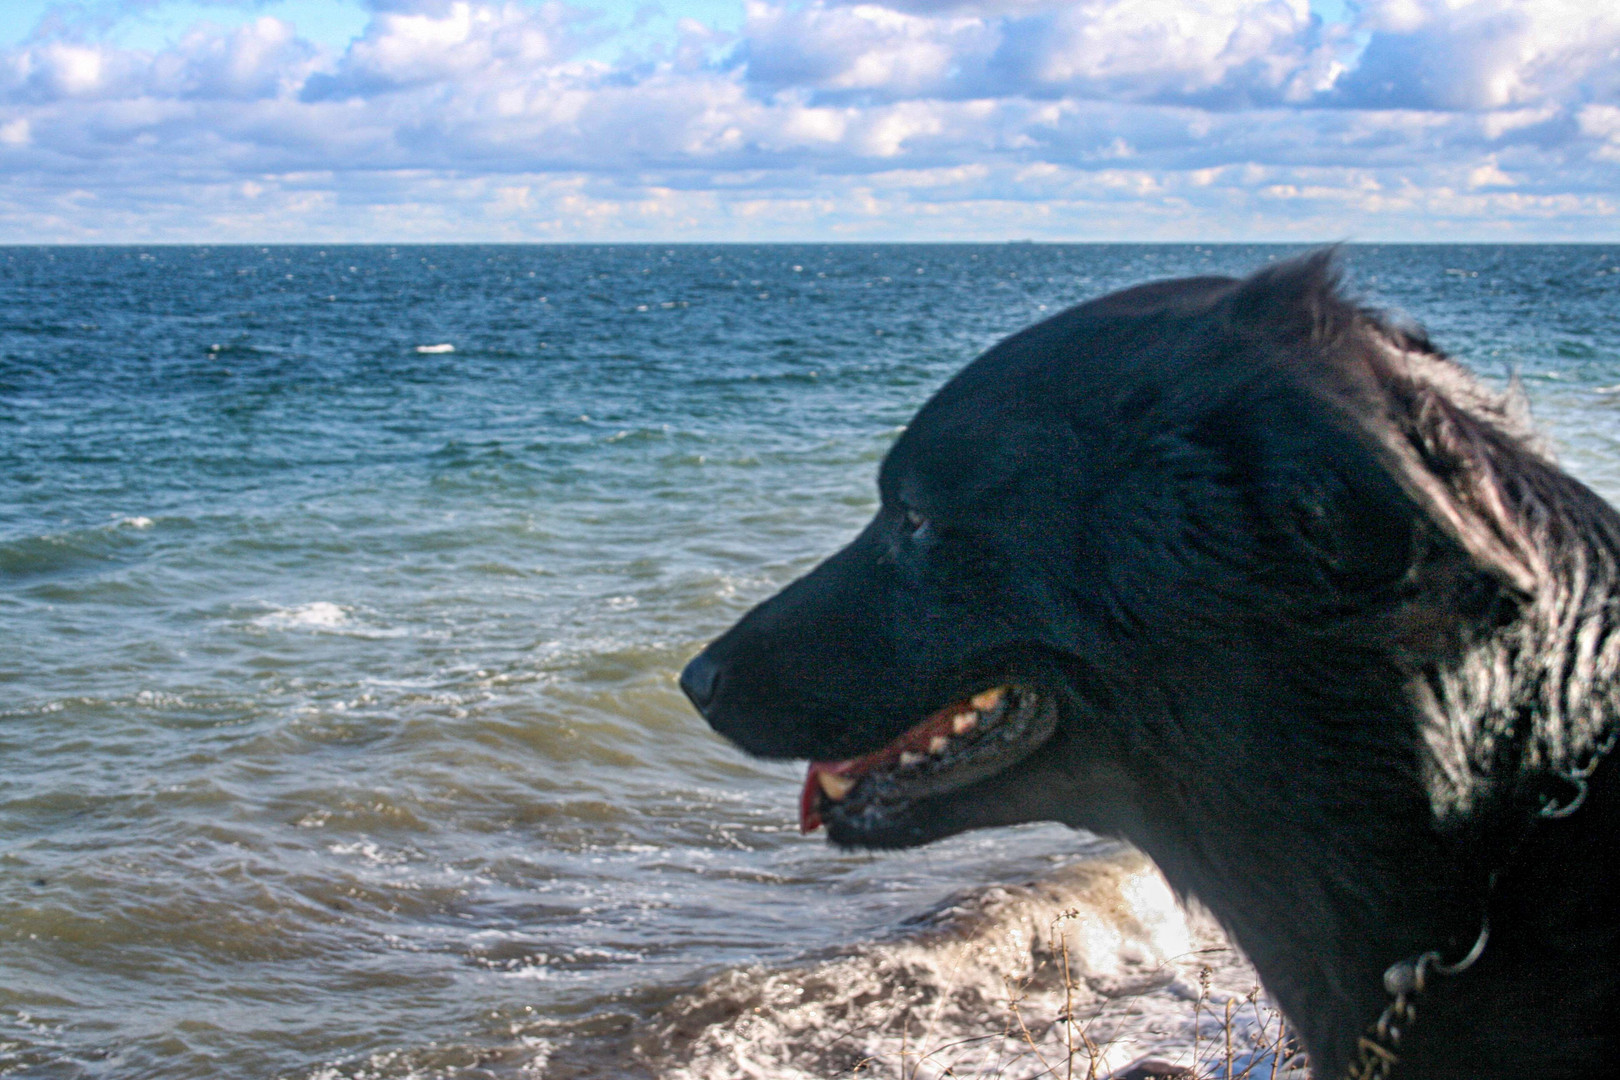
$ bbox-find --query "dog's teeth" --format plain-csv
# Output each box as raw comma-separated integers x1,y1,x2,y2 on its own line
928,735,949,754
899,751,926,767
952,711,979,735
971,687,1006,712
818,772,856,801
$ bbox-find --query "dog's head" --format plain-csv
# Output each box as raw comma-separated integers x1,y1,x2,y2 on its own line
681,253,1544,849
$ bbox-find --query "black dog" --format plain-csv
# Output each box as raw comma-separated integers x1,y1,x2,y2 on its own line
680,254,1620,1078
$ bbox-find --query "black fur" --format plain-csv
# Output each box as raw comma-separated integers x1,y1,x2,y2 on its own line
681,254,1620,1078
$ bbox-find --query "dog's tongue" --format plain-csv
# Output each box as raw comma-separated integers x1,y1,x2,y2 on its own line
798,703,967,834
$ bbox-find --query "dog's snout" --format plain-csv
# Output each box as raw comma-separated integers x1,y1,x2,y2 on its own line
680,651,723,713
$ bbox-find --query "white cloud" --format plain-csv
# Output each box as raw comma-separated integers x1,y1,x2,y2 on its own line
5,40,117,100
302,1,577,99
153,17,321,100
743,1,997,99
741,0,1346,107
1580,104,1620,163
1335,0,1620,110
1010,0,1327,104
0,0,1615,241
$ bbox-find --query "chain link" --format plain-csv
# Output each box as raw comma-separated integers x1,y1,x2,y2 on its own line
1344,715,1615,1079
1344,917,1490,1079
1345,988,1417,1080
1343,943,1460,1080
1538,722,1619,819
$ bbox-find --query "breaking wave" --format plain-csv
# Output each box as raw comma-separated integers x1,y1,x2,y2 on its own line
549,851,1303,1080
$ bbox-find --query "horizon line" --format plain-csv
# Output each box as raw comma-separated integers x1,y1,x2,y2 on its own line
5,239,1619,249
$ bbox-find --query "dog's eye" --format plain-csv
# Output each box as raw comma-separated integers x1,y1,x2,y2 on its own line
903,508,930,537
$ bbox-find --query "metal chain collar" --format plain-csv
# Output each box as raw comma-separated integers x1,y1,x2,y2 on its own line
1344,918,1490,1080
1343,719,1617,1080
1535,722,1620,820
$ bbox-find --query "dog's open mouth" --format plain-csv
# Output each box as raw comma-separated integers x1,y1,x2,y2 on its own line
800,684,1057,834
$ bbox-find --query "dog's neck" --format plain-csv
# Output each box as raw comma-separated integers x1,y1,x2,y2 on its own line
1117,406,1620,1073
1112,693,1471,1078
1107,583,1620,1078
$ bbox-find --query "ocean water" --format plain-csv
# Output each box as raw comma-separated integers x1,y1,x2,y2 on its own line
1,243,1617,1079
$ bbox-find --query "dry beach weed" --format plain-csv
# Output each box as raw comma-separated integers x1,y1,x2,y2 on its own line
884,909,1303,1080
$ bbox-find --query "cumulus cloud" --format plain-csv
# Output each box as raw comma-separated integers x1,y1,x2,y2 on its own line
742,0,1346,107
0,0,1616,241
155,18,322,100
1335,0,1620,110
301,1,579,99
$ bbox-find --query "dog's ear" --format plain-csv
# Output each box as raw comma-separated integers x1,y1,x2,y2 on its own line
1224,248,1352,350
1358,348,1544,603
1225,250,1542,603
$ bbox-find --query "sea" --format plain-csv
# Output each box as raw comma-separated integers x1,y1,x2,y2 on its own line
2,244,1617,1080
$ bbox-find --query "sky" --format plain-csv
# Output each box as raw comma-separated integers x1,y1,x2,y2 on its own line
0,0,1616,243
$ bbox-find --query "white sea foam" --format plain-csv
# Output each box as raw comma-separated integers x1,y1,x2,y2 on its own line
251,601,412,639
414,343,456,354
258,601,351,630
499,964,555,981
628,852,1303,1080
118,516,154,529
327,840,411,866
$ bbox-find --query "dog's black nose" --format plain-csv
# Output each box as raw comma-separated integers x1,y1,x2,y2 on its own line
680,652,722,713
